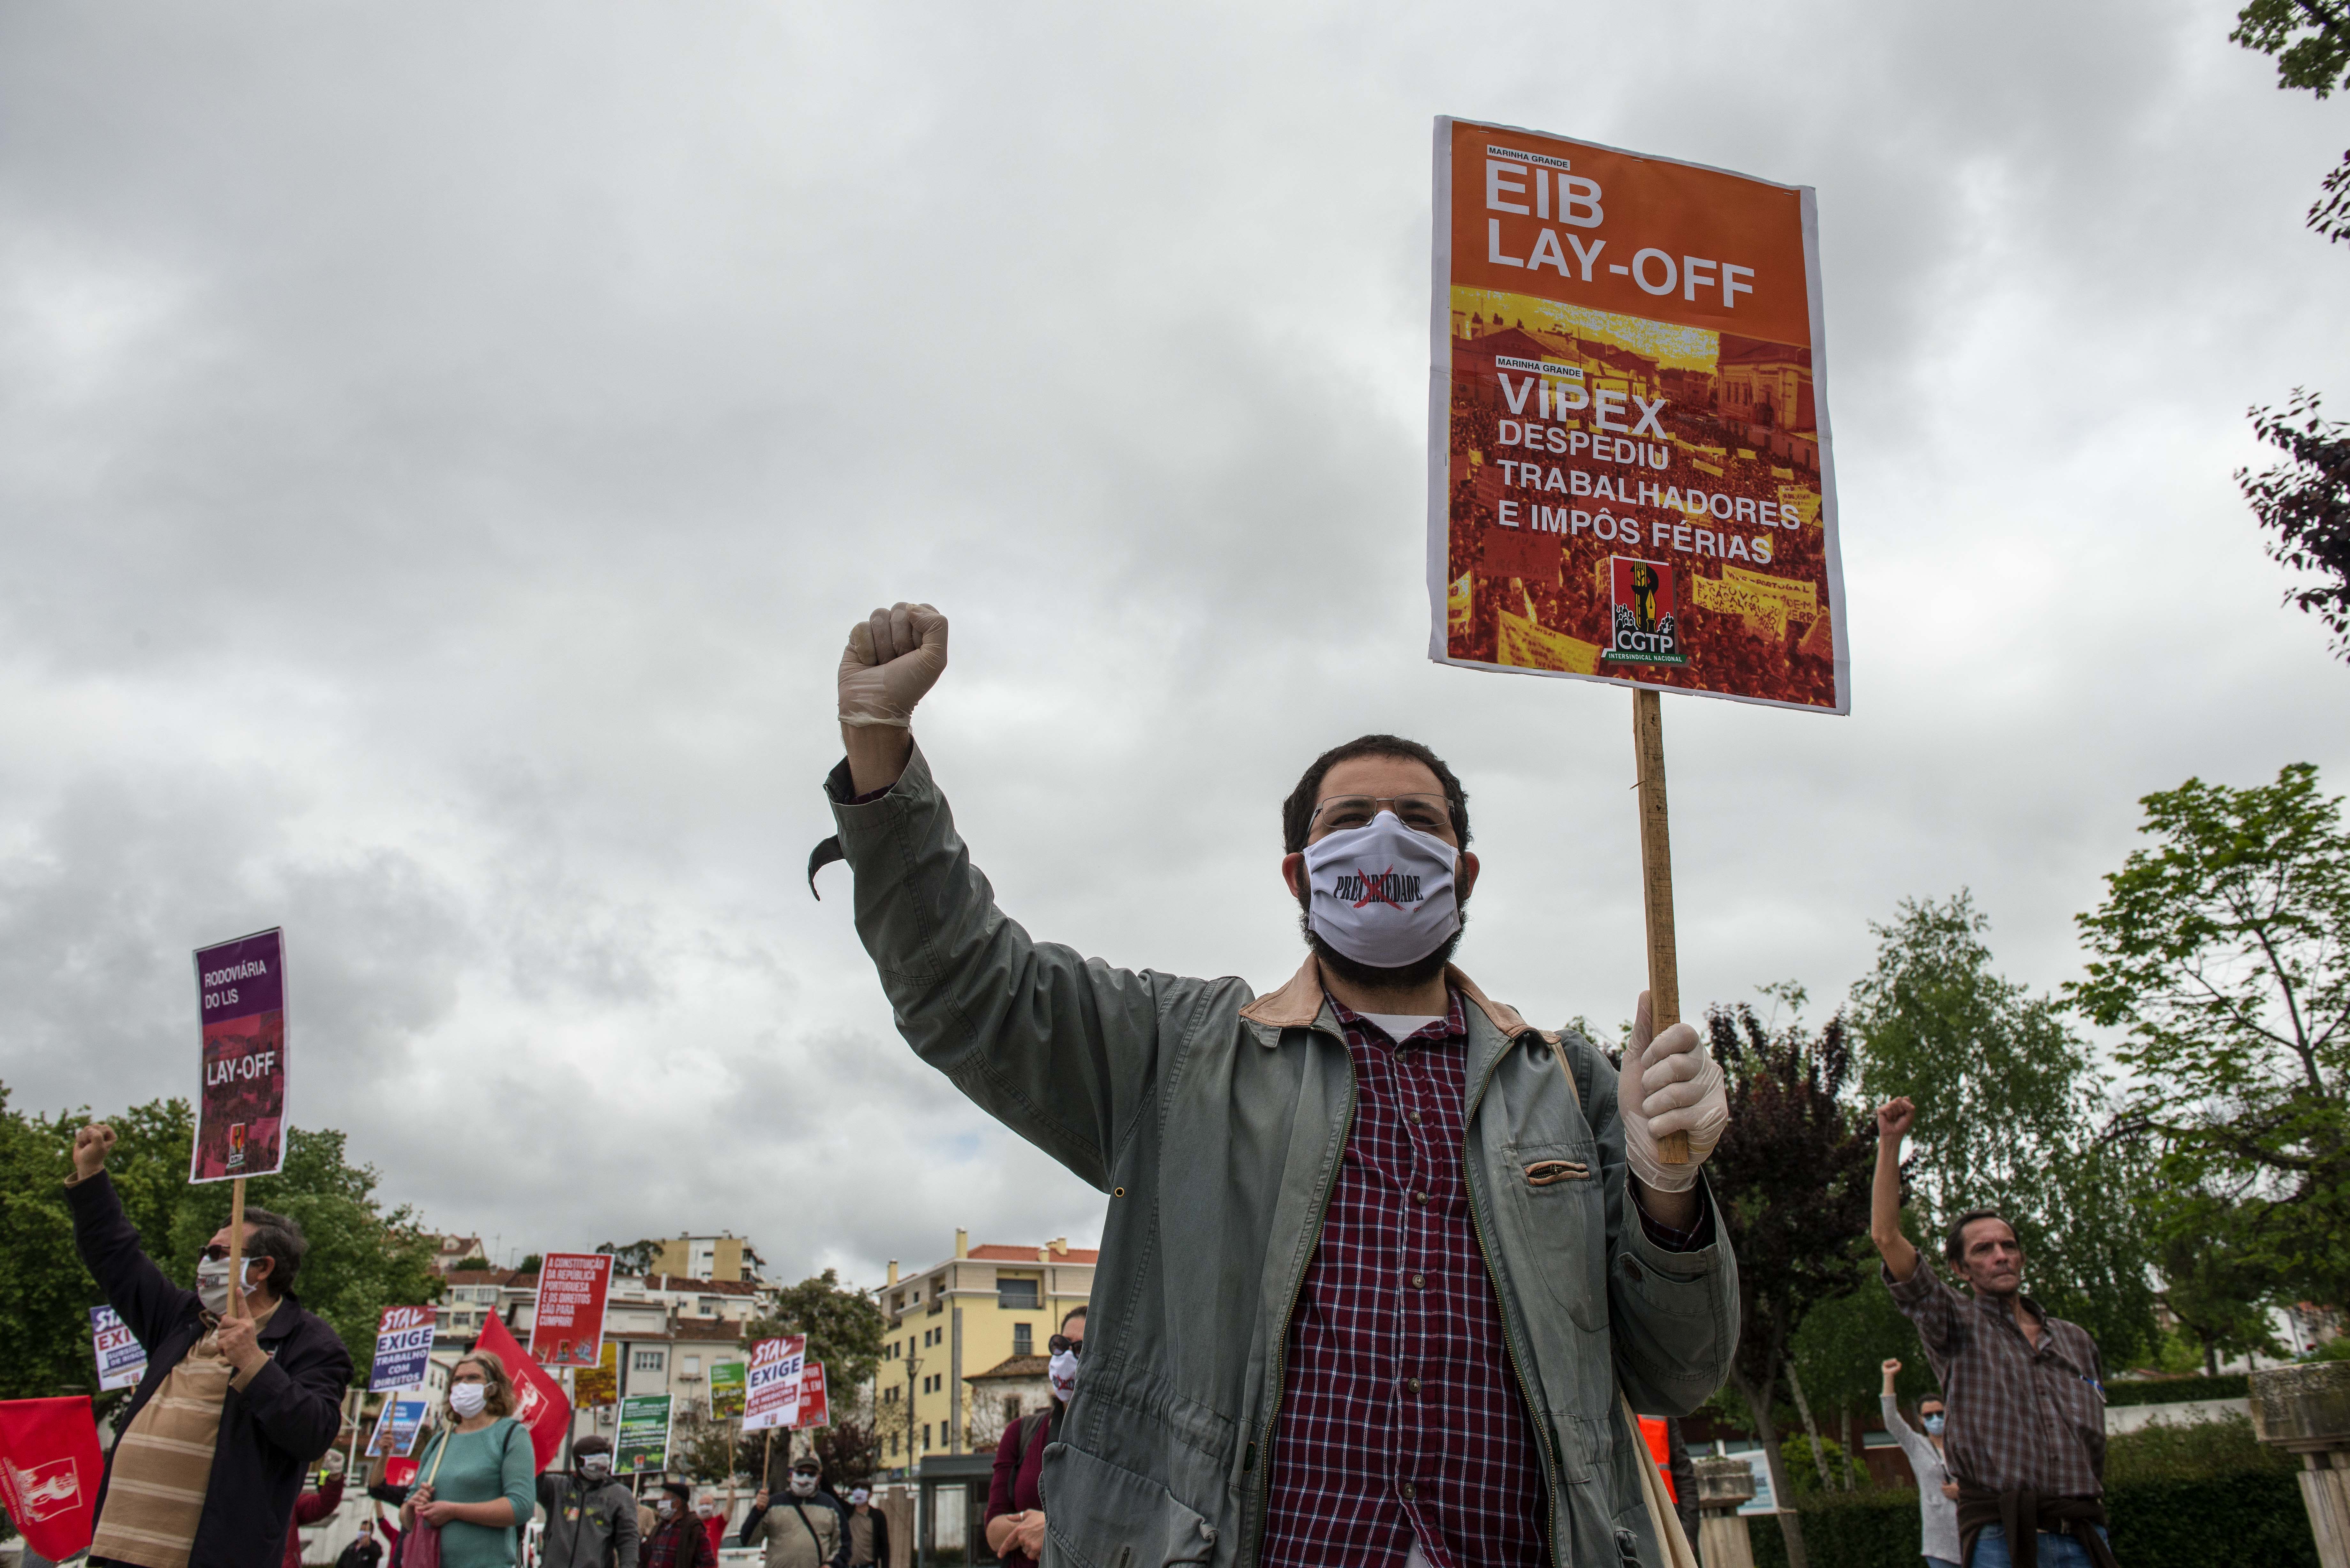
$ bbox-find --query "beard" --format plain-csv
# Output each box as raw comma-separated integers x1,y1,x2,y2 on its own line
1297,896,1467,992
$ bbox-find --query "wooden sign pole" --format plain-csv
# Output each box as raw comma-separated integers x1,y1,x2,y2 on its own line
1632,689,1691,1165
224,1176,251,1313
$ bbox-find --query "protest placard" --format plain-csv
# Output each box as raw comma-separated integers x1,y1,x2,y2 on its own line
792,1360,829,1430
527,1253,613,1367
476,1311,570,1473
89,1307,145,1392
370,1306,435,1392
709,1359,747,1421
365,1397,428,1458
615,1393,673,1473
190,929,288,1184
0,1397,104,1559
740,1335,805,1434
572,1340,619,1409
1426,116,1846,714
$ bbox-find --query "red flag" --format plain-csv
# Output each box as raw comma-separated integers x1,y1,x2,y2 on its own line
474,1314,570,1472
0,1397,104,1559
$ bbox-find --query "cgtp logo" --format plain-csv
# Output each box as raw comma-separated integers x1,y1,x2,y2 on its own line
4,1455,81,1520
1601,557,1687,667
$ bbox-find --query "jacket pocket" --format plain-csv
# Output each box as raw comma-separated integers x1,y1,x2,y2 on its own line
1040,1443,1216,1568
1507,1137,1610,1332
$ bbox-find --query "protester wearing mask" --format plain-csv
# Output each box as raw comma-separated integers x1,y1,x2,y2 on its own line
696,1496,727,1558
64,1121,352,1566
1881,1358,1959,1568
983,1305,1084,1568
741,1458,843,1568
645,1481,718,1568
815,605,1737,1567
335,1518,385,1568
401,1353,535,1567
537,1435,640,1568
842,1484,888,1568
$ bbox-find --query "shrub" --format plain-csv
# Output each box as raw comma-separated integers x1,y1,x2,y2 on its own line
1746,1417,2313,1568
2101,1373,2250,1409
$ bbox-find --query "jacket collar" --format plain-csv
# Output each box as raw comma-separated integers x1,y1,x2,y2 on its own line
1239,954,1538,1042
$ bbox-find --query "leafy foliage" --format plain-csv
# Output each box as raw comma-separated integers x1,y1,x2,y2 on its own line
2069,765,2350,1308
2232,0,2350,97
1703,998,1876,1568
0,1091,441,1404
2238,394,2350,656
1848,893,2158,1366
745,1269,889,1406
595,1238,661,1274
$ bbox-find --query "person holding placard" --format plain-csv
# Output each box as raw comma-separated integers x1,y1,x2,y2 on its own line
400,1352,535,1567
812,605,1736,1568
740,1457,840,1568
64,1120,352,1568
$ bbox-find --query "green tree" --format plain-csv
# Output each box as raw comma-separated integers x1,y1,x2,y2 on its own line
2232,0,2350,99
0,1094,441,1403
2070,765,2350,1309
746,1269,890,1397
1851,894,2158,1365
595,1239,661,1274
1704,998,1876,1568
2154,1197,2286,1375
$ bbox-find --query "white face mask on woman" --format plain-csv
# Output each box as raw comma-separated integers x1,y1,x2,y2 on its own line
449,1382,488,1419
1303,812,1460,969
1048,1347,1081,1402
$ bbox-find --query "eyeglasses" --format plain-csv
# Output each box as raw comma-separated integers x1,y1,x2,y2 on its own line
198,1244,233,1263
1307,794,1455,840
1049,1334,1083,1356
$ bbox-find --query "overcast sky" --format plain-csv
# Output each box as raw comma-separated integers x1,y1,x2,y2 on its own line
4,1,2347,1289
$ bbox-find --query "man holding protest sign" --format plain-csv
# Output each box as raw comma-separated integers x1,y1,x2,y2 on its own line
811,603,1736,1568
64,1120,352,1566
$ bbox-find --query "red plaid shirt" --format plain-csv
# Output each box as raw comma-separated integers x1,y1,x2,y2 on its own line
1261,992,1547,1568
1261,992,1702,1568
642,1514,716,1568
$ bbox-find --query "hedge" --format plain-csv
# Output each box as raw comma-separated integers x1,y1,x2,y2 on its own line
1742,1416,2313,1568
2101,1372,2250,1409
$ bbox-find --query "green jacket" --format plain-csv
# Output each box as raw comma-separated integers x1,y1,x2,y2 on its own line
829,747,1738,1567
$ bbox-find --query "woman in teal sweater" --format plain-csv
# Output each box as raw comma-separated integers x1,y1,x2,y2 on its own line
403,1351,537,1567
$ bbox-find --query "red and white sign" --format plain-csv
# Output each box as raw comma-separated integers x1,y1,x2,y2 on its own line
741,1335,806,1434
0,1397,103,1559
527,1253,613,1368
792,1360,830,1430
475,1314,570,1473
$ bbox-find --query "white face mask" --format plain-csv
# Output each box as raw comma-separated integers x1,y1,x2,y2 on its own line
849,1489,870,1506
196,1256,253,1314
788,1473,818,1497
656,1499,676,1518
449,1382,488,1418
1048,1348,1080,1401
580,1456,612,1480
1303,813,1460,969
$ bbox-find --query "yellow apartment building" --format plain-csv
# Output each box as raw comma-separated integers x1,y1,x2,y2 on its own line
874,1229,1096,1475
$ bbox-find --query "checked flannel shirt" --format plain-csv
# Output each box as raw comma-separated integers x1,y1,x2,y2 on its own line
641,1516,717,1568
1260,991,1709,1568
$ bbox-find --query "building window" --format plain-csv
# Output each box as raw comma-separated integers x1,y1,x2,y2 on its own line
1003,1395,1020,1423
997,1278,1040,1310
923,1424,932,1449
682,1356,701,1375
1012,1323,1033,1356
633,1349,665,1372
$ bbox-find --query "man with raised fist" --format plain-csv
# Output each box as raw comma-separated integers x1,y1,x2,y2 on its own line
815,602,1737,1568
67,1121,352,1568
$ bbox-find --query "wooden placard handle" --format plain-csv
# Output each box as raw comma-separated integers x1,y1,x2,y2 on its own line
225,1176,251,1314
1633,689,1691,1165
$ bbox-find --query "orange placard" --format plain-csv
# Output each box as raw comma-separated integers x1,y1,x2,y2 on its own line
1428,116,1848,714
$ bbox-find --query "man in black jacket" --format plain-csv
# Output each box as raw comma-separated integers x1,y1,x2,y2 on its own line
67,1121,352,1567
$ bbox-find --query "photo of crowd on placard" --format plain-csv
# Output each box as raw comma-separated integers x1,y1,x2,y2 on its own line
1442,290,1838,709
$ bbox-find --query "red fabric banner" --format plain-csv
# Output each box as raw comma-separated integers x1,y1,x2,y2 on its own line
474,1314,570,1473
0,1396,104,1559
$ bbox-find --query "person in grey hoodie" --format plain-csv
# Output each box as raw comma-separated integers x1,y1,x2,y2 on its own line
537,1434,641,1568
1882,1357,1959,1568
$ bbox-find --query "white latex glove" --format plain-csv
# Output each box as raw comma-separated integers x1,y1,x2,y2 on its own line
838,602,949,727
1618,989,1728,1194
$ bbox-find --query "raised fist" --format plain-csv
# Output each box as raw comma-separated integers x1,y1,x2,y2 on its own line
1876,1097,1915,1143
838,603,948,728
73,1124,116,1179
